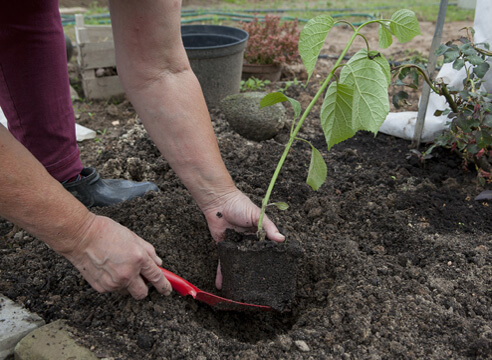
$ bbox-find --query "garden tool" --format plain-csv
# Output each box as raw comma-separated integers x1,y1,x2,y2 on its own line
159,267,272,311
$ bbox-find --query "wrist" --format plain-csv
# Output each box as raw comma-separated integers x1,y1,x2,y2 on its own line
48,210,97,257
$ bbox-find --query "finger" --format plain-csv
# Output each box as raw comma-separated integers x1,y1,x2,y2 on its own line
141,241,163,266
215,261,222,290
127,276,150,300
262,216,285,242
141,261,172,296
118,288,130,296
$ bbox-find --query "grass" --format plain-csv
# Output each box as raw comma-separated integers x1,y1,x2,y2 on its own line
65,1,474,27
183,1,475,23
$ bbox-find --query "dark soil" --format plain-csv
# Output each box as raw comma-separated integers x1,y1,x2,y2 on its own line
218,230,303,312
2,9,492,360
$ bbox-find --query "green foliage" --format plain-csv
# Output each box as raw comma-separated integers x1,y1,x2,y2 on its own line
240,77,271,92
433,31,492,185
397,28,492,185
256,9,421,236
298,14,334,81
277,78,302,93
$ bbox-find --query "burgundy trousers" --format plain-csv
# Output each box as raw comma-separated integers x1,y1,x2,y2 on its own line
0,1,83,182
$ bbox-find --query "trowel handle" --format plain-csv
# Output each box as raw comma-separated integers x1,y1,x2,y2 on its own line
159,267,199,298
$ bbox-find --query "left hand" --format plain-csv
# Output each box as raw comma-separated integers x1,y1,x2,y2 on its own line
202,189,285,289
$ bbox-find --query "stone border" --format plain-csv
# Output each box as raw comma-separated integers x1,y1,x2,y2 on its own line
0,295,101,360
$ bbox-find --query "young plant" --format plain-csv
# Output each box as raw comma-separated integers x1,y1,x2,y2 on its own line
395,28,492,185
256,10,421,239
240,77,271,92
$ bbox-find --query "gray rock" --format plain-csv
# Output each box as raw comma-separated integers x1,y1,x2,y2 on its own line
277,334,293,351
220,92,285,141
294,340,310,352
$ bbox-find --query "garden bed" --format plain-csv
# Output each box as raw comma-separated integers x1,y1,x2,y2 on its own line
2,18,492,359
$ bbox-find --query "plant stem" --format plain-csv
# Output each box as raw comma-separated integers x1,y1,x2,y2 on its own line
257,28,361,238
440,83,459,113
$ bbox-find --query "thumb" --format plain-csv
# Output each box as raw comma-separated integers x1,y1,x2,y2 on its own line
262,216,285,242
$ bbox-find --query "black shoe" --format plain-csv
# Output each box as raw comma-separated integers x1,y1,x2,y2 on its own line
62,167,159,207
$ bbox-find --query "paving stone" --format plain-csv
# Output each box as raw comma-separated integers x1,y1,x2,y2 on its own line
0,295,45,360
14,320,98,360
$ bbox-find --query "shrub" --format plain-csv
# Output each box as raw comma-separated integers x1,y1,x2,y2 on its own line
241,15,300,66
396,28,492,185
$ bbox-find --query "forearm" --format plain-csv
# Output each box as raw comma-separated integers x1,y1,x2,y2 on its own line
0,125,93,254
109,0,237,210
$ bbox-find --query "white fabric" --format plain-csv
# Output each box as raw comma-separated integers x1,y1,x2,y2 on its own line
380,0,492,142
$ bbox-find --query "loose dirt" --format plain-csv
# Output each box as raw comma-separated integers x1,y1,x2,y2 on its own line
2,10,491,360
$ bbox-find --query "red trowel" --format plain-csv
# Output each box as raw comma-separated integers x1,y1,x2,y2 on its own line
159,267,272,311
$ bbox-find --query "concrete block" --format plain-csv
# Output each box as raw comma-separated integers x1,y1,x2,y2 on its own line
0,295,45,360
14,320,98,360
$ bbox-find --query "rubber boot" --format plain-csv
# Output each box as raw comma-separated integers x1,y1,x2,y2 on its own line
62,167,159,208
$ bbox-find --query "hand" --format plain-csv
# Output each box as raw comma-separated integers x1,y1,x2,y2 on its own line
202,189,285,289
60,215,172,300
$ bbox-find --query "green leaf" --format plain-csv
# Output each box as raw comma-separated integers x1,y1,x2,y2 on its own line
461,43,477,56
299,14,334,81
443,49,460,63
368,51,392,86
467,143,479,154
473,61,490,78
468,54,484,66
260,92,302,120
339,49,391,133
484,114,492,127
321,82,355,149
378,24,393,49
453,58,465,71
321,49,391,150
306,145,327,191
389,9,421,43
435,44,449,57
270,202,289,211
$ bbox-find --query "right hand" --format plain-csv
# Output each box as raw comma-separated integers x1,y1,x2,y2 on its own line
61,214,172,300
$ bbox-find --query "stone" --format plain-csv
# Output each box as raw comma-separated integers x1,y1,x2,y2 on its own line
14,320,98,360
294,340,310,352
220,92,285,141
0,295,45,360
277,334,293,351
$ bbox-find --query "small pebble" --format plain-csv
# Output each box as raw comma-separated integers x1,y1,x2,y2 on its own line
294,340,310,352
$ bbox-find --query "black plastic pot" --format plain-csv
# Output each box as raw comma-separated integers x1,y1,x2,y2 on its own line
182,25,248,108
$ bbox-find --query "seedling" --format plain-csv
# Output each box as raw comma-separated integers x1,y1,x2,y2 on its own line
256,10,421,239
240,77,271,92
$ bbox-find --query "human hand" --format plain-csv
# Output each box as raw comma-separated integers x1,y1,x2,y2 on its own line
60,215,172,300
202,189,285,289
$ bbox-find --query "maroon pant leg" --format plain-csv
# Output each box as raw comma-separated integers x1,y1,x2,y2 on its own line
0,1,83,182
